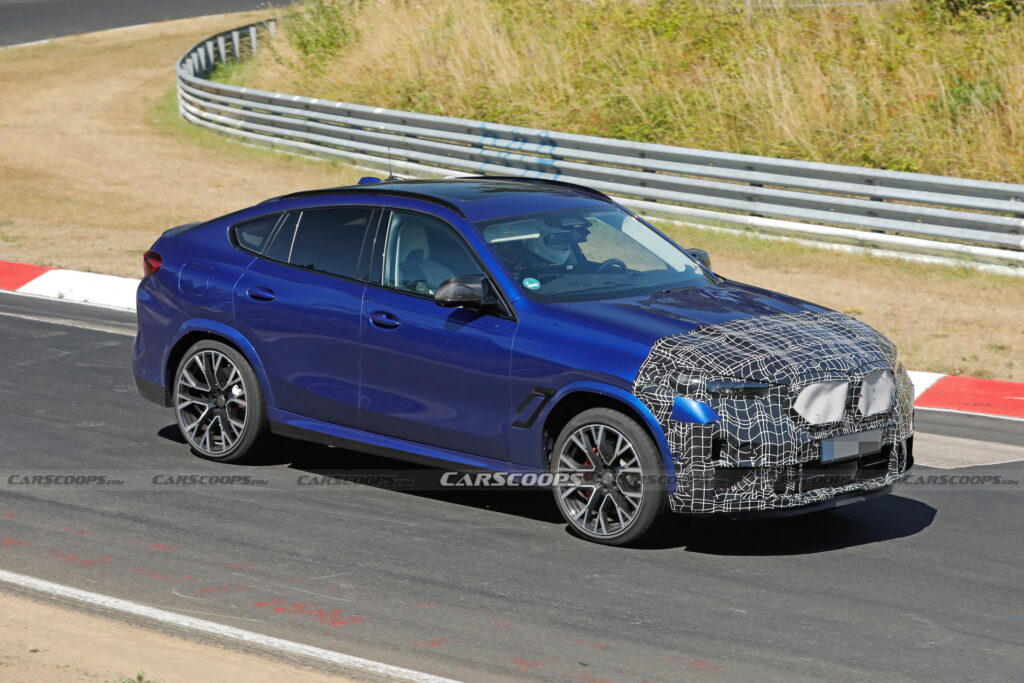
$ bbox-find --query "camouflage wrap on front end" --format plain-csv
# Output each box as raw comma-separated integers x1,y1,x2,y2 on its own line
633,310,914,514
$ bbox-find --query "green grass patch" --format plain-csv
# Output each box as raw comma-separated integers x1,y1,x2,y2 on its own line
222,0,1024,183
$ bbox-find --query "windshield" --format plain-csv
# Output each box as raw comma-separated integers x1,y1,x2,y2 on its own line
476,206,713,302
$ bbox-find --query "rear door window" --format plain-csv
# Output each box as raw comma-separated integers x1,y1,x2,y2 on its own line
261,208,375,279
287,208,374,279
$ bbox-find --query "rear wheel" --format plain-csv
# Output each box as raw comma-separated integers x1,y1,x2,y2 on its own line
550,408,667,546
173,340,268,463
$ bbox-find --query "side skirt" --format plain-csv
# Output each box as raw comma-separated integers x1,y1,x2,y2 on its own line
268,407,542,474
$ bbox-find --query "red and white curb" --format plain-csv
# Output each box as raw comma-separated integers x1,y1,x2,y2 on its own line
1,259,1022,420
0,259,137,311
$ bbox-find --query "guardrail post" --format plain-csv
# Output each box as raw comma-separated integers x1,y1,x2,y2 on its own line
217,36,227,64
205,40,215,68
232,30,240,60
249,26,258,54
268,19,277,36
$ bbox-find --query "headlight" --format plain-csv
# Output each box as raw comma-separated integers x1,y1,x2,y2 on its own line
794,380,848,425
858,369,895,416
705,379,771,398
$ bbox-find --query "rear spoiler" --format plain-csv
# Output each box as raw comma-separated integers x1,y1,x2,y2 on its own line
162,221,203,237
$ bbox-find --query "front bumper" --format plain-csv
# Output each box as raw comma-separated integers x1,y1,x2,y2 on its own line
632,310,915,516
721,484,894,520
674,437,912,515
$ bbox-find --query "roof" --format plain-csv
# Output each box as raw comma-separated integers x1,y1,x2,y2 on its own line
265,176,615,221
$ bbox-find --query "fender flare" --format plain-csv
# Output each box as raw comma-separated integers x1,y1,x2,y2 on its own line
534,380,677,494
163,319,276,408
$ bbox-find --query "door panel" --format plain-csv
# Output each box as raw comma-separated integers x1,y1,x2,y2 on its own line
360,209,516,461
233,207,374,427
235,261,365,426
360,286,516,460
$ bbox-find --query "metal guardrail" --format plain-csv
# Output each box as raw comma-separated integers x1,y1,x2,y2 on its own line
176,21,1024,270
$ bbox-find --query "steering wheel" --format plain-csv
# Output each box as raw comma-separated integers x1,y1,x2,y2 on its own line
596,258,628,273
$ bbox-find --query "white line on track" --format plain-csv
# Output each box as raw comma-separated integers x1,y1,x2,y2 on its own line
912,432,1024,469
0,309,134,336
917,406,1024,423
0,569,461,683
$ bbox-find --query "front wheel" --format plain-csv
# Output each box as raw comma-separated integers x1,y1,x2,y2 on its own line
173,340,268,463
550,408,667,546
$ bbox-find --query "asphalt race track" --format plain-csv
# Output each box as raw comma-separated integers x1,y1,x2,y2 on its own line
0,0,290,47
0,291,1022,681
2,4,1022,679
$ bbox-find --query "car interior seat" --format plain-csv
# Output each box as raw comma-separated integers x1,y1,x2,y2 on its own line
393,220,455,292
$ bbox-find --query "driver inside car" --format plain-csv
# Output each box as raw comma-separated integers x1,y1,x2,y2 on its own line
492,219,591,275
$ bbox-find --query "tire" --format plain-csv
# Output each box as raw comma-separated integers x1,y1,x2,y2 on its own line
550,408,667,546
172,339,268,464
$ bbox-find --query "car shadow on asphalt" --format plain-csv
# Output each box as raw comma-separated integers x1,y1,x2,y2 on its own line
157,424,565,524
676,494,937,555
158,425,937,551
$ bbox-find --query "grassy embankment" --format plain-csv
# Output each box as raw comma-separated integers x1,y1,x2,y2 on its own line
0,13,362,277
214,0,1024,379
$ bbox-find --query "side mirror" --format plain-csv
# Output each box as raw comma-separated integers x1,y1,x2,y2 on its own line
434,274,496,309
686,248,711,269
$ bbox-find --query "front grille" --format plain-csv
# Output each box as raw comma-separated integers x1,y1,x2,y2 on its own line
713,447,892,496
794,447,890,493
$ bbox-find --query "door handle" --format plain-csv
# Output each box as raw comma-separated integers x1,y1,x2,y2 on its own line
368,310,401,330
246,285,275,302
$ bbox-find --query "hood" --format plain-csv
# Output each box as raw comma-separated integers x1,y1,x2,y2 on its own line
641,308,898,386
544,280,830,348
546,281,896,384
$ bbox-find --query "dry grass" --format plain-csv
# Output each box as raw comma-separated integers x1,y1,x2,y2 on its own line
0,590,351,683
0,13,363,278
0,9,1018,380
656,222,1023,381
239,0,1024,181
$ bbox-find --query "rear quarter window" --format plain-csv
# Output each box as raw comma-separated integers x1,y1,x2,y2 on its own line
232,215,281,254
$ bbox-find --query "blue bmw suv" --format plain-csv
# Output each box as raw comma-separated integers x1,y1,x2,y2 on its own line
133,177,914,545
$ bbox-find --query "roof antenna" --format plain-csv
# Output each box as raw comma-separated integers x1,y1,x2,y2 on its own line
386,146,397,181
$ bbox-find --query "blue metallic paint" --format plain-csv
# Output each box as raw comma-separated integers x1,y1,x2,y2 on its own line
671,397,720,425
233,257,366,425
133,178,906,516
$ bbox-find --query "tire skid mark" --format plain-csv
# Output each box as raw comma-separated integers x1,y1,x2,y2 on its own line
413,637,459,648
133,567,197,582
254,598,366,627
197,585,251,594
576,640,612,650
510,657,543,671
146,542,179,552
51,551,112,566
656,655,727,672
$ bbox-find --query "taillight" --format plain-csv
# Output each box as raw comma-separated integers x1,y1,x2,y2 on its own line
143,250,162,277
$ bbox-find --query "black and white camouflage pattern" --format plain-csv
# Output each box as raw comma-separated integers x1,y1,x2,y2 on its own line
634,310,914,514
